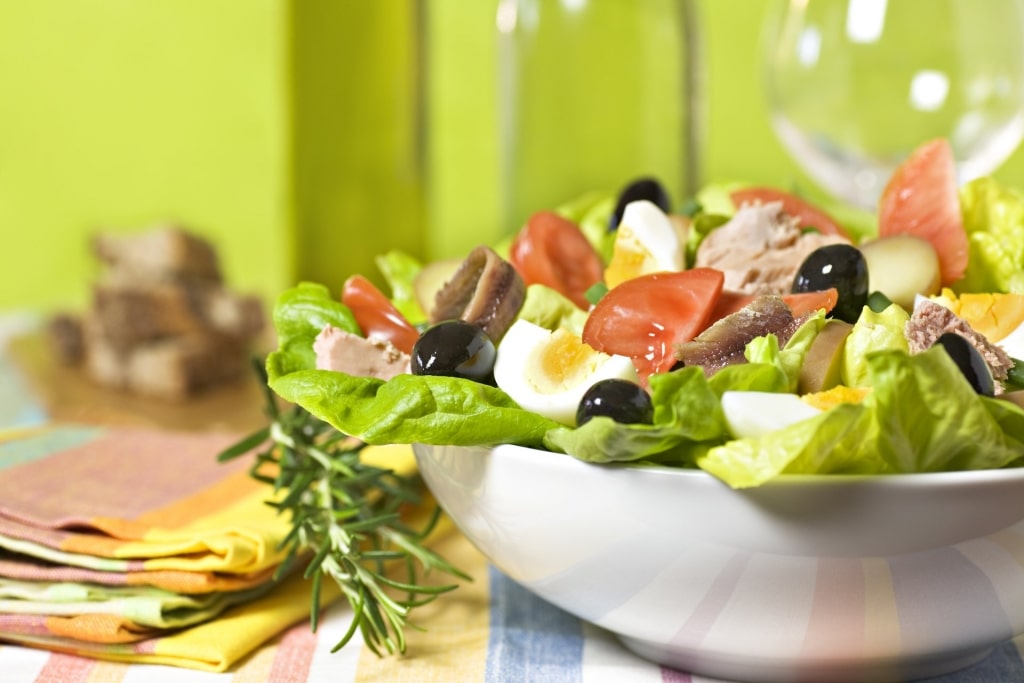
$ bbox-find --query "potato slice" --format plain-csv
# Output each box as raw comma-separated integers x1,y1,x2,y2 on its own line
859,234,941,310
798,319,854,394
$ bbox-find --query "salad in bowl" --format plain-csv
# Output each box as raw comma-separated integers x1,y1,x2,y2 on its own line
268,138,1024,486
248,138,1024,681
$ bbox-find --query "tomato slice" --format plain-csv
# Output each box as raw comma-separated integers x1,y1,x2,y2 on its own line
731,187,851,241
341,275,420,354
508,211,604,309
710,288,839,320
878,138,968,286
582,268,725,379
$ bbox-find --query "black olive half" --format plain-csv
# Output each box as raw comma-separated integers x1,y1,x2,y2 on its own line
792,244,869,324
934,332,995,397
608,177,672,232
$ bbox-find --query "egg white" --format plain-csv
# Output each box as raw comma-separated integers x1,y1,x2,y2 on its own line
721,391,823,440
605,199,683,287
494,319,639,426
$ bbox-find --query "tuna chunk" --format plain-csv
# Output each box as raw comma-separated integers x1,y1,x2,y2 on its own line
906,299,1013,389
695,201,848,294
313,325,411,380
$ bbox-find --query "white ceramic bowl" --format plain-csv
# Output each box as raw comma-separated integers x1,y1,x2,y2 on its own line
413,442,1024,683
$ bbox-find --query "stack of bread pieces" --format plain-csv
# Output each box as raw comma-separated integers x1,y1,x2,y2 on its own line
51,225,265,399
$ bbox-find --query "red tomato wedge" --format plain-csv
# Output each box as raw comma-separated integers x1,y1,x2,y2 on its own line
582,268,725,380
878,138,968,286
341,275,420,354
509,211,604,310
731,187,851,240
710,288,839,321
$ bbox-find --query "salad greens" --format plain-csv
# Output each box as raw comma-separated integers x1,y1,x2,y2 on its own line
262,176,1024,491
958,177,1024,294
266,282,1024,489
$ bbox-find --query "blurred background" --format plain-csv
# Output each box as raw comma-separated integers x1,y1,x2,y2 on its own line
4,0,1024,314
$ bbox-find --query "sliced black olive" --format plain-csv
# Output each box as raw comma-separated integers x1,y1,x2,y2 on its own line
411,320,496,385
608,177,672,232
934,332,995,397
792,244,869,324
576,378,654,427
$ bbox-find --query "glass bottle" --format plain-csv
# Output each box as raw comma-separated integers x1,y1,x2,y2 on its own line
495,0,702,234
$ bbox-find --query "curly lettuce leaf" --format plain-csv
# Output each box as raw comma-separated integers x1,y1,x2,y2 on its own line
699,344,1024,488
517,284,589,336
745,311,827,392
698,402,880,488
957,176,1024,294
867,346,1024,472
841,303,909,387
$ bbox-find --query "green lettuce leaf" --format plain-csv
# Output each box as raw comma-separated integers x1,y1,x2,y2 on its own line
698,402,880,488
745,311,827,392
841,303,909,387
957,176,1024,294
555,191,616,263
374,250,426,324
544,363,789,465
270,371,559,448
266,282,559,447
517,284,589,336
699,345,1024,488
866,346,1024,472
268,283,361,377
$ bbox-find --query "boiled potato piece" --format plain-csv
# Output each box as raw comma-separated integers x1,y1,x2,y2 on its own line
798,319,854,394
859,234,940,310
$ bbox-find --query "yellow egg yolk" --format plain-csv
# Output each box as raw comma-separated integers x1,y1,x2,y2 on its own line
801,386,872,411
604,226,653,288
536,329,602,393
933,288,1024,342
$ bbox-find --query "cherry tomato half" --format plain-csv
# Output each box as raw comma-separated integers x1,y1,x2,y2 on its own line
508,211,604,310
582,268,725,380
341,275,420,354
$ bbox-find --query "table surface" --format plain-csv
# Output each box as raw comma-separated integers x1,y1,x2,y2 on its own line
3,312,1024,683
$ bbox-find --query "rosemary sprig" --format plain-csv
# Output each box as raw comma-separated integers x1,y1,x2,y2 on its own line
219,361,469,656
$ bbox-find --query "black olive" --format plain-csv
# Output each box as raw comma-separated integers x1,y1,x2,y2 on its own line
934,332,995,397
608,177,672,232
410,320,496,385
792,244,869,324
576,378,654,427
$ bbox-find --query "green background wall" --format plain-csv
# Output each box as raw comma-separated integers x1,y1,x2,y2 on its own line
2,0,1024,313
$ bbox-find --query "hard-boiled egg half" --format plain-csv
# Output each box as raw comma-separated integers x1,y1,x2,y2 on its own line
494,319,638,426
720,391,823,439
603,200,684,288
928,289,1024,358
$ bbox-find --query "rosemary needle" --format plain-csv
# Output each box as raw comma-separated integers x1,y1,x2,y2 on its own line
219,360,469,656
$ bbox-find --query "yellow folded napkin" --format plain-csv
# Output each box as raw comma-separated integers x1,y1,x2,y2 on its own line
0,424,424,671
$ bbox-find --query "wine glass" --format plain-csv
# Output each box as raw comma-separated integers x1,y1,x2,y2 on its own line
762,0,1024,210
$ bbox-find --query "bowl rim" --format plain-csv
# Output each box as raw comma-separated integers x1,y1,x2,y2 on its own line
416,442,1024,489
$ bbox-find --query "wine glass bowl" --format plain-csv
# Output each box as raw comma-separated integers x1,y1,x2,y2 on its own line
762,0,1024,209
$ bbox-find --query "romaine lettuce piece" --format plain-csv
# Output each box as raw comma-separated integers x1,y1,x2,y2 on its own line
957,176,1024,293
517,284,588,336
841,303,909,387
